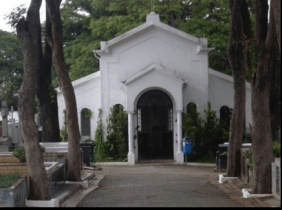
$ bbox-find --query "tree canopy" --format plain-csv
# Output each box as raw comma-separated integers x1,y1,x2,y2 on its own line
0,30,23,109
59,0,235,83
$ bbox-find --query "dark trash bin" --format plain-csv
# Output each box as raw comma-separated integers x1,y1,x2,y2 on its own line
216,143,252,169
216,143,228,169
80,142,94,166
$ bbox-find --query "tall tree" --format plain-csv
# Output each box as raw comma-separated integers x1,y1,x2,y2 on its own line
16,0,49,200
251,0,276,194
226,0,253,177
37,4,60,142
46,0,81,181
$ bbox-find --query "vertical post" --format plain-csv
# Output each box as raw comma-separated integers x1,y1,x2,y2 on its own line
128,112,135,165
1,101,9,138
176,110,184,164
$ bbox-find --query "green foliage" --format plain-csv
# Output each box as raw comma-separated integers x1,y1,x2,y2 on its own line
84,109,93,118
4,5,27,30
105,105,128,160
273,140,281,158
183,102,231,161
246,141,281,170
12,147,26,163
40,145,46,153
0,30,23,109
56,153,65,158
0,172,21,188
12,146,45,163
60,109,68,142
57,0,235,87
94,109,107,161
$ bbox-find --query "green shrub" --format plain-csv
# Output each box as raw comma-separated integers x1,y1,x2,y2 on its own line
60,109,68,142
183,102,231,161
273,140,281,158
94,109,107,161
106,105,128,160
56,153,64,158
12,145,46,163
40,145,46,153
12,147,26,163
0,172,21,188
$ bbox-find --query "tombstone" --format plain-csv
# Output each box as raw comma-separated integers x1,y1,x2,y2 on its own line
0,100,12,152
9,106,15,123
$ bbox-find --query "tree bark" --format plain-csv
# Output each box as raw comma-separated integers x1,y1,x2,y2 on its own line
271,0,281,54
16,0,49,200
46,0,81,181
251,0,275,194
227,0,252,177
37,3,60,142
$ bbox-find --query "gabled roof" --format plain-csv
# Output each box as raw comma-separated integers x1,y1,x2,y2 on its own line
122,63,186,86
209,68,251,89
56,71,101,93
94,12,213,55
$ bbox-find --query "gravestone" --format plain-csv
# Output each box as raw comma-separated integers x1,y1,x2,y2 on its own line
0,100,12,151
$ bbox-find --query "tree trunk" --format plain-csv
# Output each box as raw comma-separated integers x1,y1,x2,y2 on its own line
251,0,275,194
271,0,281,53
37,4,60,142
16,0,49,200
46,0,81,181
227,0,252,177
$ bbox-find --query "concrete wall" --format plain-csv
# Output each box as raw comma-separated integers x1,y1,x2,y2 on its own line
0,177,28,207
208,69,252,132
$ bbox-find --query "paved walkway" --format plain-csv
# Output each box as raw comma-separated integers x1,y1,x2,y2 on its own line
79,163,244,207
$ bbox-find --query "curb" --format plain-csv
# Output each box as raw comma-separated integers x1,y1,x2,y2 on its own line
95,162,215,167
60,174,106,207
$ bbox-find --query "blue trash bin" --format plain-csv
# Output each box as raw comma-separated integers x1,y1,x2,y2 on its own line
182,137,193,155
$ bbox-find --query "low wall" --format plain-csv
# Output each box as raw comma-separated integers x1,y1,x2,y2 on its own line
0,163,28,176
0,176,28,207
0,154,20,163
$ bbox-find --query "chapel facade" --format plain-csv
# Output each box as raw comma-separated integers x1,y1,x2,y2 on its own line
56,12,252,165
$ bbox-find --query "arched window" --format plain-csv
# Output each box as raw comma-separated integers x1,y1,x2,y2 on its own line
187,103,197,119
81,108,91,136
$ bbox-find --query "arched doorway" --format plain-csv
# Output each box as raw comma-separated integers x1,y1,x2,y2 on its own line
137,90,173,160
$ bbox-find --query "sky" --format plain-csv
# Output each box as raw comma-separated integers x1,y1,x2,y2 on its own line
0,0,46,32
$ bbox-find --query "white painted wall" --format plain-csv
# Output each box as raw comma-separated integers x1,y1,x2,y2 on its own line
56,71,101,141
208,69,252,132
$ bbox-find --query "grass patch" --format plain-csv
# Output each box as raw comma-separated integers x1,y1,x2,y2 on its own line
0,172,21,188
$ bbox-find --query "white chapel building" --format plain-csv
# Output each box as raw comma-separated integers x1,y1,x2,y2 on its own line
56,12,252,165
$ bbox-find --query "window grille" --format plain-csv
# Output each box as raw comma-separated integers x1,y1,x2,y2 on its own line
137,109,142,131
168,109,173,131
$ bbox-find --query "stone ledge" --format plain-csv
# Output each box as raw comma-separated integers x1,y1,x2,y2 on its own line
25,198,60,207
242,188,273,199
219,174,238,184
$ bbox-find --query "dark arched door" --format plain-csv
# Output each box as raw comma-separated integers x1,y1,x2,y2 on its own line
137,90,173,160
